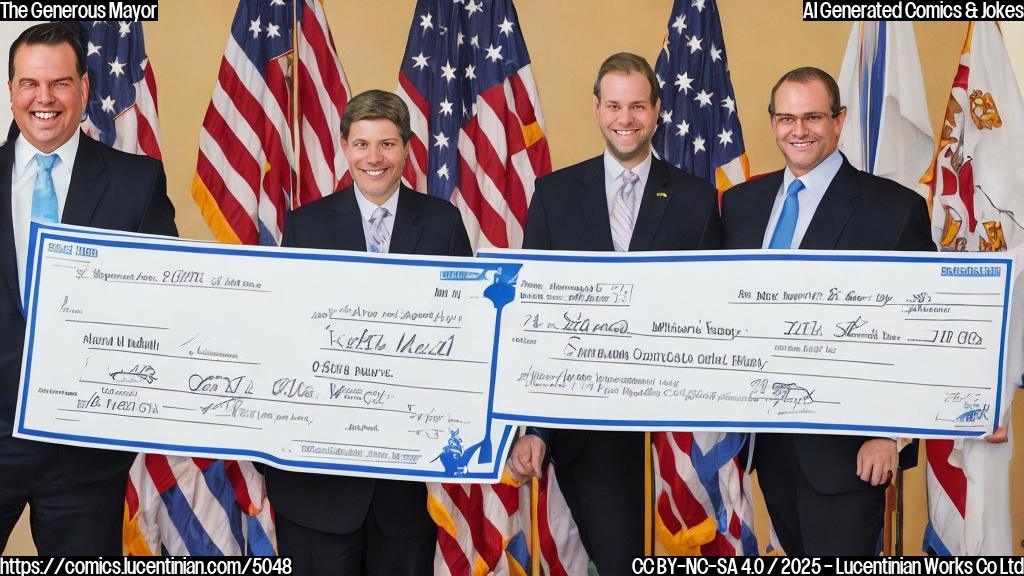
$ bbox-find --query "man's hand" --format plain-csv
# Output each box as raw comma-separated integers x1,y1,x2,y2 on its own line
985,425,1009,444
506,434,546,484
856,438,898,486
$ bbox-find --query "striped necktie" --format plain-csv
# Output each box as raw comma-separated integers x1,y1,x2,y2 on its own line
31,154,59,223
368,206,391,253
610,170,640,252
768,179,804,249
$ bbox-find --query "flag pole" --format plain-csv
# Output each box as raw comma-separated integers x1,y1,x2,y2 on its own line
290,0,301,211
645,432,653,555
883,484,894,555
895,469,904,555
531,476,541,576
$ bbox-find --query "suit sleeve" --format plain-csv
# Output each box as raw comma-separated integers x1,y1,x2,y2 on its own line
697,185,723,250
521,183,553,452
281,209,298,248
138,163,178,238
895,195,937,252
527,426,553,447
523,181,551,250
448,211,474,257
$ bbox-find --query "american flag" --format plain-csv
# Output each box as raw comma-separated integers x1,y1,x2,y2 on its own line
428,479,531,576
72,20,278,557
124,456,276,556
396,0,551,251
535,464,589,576
650,0,757,556
652,0,748,194
191,0,350,246
78,21,161,159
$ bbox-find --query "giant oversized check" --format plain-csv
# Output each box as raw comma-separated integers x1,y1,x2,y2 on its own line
18,223,518,482
483,249,1017,438
18,226,1019,476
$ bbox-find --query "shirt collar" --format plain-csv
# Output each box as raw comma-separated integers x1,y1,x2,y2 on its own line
783,148,842,194
603,149,653,186
353,183,401,223
14,129,80,174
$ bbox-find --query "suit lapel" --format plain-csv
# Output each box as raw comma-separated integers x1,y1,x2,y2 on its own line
629,158,671,251
62,134,109,226
576,157,613,251
749,173,782,244
731,172,782,248
800,159,859,249
0,142,19,310
328,187,370,251
389,186,422,255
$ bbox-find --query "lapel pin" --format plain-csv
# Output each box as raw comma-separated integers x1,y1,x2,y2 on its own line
656,191,668,198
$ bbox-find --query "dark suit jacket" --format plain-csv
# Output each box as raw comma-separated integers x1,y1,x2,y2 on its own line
0,131,177,482
721,156,934,494
524,154,721,464
265,184,472,536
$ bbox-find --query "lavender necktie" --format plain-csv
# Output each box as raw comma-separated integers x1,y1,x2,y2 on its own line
610,170,640,252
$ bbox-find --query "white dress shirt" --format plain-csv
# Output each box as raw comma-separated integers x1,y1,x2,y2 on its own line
353,184,400,253
761,149,842,249
11,130,80,295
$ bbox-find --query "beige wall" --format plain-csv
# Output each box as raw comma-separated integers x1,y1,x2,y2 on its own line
3,0,1023,556
151,1,971,242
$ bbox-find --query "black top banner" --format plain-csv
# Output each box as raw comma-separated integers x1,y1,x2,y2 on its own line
0,1,158,22
803,0,1024,21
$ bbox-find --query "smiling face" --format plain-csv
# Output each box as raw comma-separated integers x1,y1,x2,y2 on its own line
593,71,659,169
341,118,407,205
9,42,87,153
771,79,845,177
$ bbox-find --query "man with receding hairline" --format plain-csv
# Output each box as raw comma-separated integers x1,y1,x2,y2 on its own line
0,22,176,554
722,66,933,555
507,52,721,573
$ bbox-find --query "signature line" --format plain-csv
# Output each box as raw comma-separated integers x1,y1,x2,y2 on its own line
770,355,894,366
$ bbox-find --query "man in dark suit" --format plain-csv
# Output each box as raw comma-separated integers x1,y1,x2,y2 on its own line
264,89,471,576
0,23,176,554
722,67,934,555
506,53,720,574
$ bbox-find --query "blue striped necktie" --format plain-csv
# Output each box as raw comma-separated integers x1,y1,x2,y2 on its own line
31,154,59,223
768,179,804,249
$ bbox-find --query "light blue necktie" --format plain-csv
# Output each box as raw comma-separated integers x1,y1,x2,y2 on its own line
768,179,804,249
31,154,59,223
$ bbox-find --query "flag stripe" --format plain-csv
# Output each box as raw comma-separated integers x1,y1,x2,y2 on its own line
196,152,258,242
297,0,351,203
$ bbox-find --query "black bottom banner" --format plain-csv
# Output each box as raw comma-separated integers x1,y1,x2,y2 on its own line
0,557,293,575
630,557,1024,576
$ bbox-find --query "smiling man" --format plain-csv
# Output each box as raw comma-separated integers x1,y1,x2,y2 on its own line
0,23,176,555
506,52,720,574
265,89,471,576
721,67,934,555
